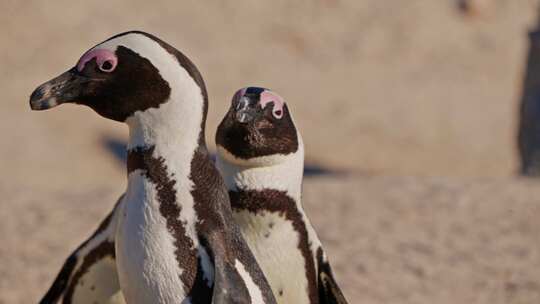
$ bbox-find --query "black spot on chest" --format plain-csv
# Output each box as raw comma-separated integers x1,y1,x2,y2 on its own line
63,241,115,303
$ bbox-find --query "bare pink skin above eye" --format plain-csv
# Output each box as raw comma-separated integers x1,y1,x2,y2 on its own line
260,90,285,114
76,49,118,72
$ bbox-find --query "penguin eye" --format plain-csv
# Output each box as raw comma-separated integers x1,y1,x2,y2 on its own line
272,109,283,119
99,60,116,73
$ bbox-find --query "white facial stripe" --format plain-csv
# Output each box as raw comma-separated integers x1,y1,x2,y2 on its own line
235,259,265,304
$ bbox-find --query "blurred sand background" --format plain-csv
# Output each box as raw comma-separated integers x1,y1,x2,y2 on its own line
2,0,540,303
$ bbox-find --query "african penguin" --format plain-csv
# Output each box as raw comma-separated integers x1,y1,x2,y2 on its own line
39,197,125,304
30,32,277,304
215,87,349,304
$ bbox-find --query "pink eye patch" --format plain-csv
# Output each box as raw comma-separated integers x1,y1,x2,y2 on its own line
76,49,118,73
260,90,285,119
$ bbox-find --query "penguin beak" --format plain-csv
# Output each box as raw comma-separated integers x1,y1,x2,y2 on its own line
29,68,90,111
235,94,261,124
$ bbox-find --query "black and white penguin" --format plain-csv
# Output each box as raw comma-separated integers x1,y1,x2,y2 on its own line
30,32,277,304
215,87,348,304
39,198,125,304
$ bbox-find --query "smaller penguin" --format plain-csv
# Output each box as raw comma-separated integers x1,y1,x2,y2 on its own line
215,87,348,304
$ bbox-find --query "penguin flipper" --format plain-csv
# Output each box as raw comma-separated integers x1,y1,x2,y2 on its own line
201,231,274,304
317,248,349,304
39,196,125,304
198,234,249,304
210,258,251,304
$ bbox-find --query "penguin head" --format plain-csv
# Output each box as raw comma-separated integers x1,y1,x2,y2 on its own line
216,87,299,166
29,31,206,123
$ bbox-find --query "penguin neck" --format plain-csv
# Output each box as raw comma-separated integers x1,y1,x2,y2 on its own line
216,141,304,202
126,91,206,174
124,91,207,220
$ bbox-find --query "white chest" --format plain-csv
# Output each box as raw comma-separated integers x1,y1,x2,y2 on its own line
233,210,311,304
70,255,125,304
115,172,187,304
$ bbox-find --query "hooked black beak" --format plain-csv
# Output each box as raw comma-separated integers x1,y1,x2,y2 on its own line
29,68,90,111
235,94,262,124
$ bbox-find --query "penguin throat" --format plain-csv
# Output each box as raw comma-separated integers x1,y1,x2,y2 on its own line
127,100,203,146
124,94,205,216
216,146,304,202
216,145,288,167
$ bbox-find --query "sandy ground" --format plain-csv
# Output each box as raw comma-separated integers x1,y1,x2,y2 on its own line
2,0,540,303
3,175,540,303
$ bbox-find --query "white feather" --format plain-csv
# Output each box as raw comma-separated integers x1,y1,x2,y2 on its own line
117,171,186,303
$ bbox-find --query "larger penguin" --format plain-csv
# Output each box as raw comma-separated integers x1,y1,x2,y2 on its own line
215,87,349,304
30,32,277,304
